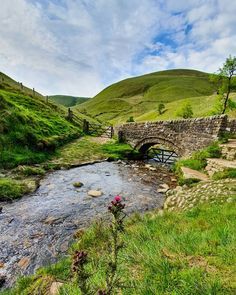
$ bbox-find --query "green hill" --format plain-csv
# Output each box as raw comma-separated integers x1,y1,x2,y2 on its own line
0,89,80,169
0,72,45,99
0,73,97,169
49,95,90,107
76,69,236,124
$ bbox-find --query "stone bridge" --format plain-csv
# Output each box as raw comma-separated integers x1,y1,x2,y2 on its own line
117,115,236,157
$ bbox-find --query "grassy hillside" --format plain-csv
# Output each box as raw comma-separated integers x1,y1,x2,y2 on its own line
76,69,236,124
3,203,235,294
49,95,90,107
0,89,81,169
0,72,44,99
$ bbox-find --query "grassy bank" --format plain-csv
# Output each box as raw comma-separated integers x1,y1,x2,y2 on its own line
173,142,221,177
0,137,135,201
50,136,137,167
0,178,32,202
0,90,80,169
2,203,235,294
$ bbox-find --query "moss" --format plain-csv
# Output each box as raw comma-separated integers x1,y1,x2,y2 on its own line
15,166,46,176
0,178,30,201
73,182,84,188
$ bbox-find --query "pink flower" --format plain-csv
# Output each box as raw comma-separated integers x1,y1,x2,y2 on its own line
114,195,121,202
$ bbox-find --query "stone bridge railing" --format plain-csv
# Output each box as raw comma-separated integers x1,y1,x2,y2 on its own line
117,115,234,157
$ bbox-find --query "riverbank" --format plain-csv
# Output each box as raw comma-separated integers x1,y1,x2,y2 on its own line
1,138,236,294
0,158,177,288
0,136,137,202
1,202,235,294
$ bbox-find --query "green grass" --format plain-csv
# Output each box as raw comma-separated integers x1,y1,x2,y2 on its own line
0,72,45,99
174,142,222,177
3,203,236,294
213,168,236,180
0,178,30,201
0,89,81,169
50,136,136,166
49,95,90,107
75,69,236,124
15,166,46,176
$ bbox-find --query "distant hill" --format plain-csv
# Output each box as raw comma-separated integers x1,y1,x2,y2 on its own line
49,95,90,107
76,69,236,124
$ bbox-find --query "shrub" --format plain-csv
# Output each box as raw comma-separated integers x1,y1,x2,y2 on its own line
176,102,193,119
126,116,135,122
158,103,165,115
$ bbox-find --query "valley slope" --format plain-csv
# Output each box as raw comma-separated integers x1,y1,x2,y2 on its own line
49,95,90,107
75,69,236,124
0,73,93,169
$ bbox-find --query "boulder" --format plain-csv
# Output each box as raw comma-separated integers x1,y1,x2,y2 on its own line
157,183,169,193
18,257,30,269
88,190,103,197
181,167,209,181
49,282,63,295
73,182,83,188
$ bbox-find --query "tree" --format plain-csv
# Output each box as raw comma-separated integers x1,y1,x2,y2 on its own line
211,55,236,114
158,103,165,115
126,116,135,122
177,102,193,119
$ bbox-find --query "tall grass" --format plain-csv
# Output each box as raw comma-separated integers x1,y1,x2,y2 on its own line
3,204,235,294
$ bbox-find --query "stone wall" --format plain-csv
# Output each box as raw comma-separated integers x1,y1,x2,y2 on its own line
117,115,228,156
227,119,236,134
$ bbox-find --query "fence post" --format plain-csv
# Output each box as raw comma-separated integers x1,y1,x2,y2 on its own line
83,119,89,134
33,88,35,96
67,108,73,121
118,130,124,143
110,126,114,138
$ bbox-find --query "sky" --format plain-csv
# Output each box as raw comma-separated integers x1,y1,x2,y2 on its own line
0,0,235,97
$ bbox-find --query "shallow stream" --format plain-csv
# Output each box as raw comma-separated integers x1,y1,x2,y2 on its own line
0,161,171,288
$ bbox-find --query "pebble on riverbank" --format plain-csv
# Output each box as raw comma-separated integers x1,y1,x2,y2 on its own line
88,190,103,197
73,182,84,188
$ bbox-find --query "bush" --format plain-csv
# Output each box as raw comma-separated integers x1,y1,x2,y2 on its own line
176,102,193,119
158,103,165,115
126,116,135,122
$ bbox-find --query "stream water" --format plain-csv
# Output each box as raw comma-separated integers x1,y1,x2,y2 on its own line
0,161,172,288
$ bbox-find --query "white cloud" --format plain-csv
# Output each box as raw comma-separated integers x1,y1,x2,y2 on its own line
0,0,235,96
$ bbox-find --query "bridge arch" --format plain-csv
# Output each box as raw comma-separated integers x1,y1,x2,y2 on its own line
134,137,185,156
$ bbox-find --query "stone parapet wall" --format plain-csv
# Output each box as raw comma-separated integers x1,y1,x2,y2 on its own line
117,115,229,156
227,119,236,134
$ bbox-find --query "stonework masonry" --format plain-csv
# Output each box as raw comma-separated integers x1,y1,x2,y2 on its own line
117,115,235,157
227,119,236,134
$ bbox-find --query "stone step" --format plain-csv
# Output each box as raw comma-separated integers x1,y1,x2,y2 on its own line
206,158,236,176
181,167,209,182
220,139,236,161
